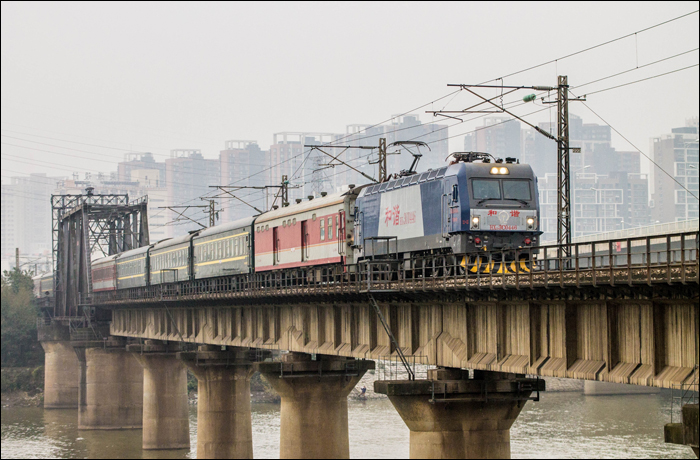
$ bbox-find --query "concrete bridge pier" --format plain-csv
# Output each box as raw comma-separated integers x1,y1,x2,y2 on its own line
129,341,190,450
256,353,375,459
38,323,79,409
179,346,254,459
74,337,144,430
375,369,545,459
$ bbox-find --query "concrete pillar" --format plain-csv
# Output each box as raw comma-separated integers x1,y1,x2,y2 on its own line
76,343,144,430
257,354,375,459
130,342,190,450
375,369,545,459
179,347,254,459
38,323,79,409
41,341,80,408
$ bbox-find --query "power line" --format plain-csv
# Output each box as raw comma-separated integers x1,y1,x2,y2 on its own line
483,9,699,85
572,48,699,90
580,63,699,97
571,95,698,202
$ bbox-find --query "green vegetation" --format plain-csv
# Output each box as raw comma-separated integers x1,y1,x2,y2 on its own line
1,269,43,368
0,366,44,393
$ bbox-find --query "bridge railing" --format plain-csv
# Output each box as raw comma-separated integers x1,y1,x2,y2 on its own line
87,230,698,304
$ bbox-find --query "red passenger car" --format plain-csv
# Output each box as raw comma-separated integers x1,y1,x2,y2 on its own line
92,254,117,292
254,188,363,272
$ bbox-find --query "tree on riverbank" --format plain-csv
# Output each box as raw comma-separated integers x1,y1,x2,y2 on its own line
1,269,43,367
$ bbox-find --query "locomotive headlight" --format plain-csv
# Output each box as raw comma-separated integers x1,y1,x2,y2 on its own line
499,167,509,175
489,166,510,175
490,167,499,175
471,216,480,229
527,217,535,229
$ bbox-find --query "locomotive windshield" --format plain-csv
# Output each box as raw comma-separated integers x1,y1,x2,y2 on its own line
471,179,533,203
503,180,532,200
472,179,501,200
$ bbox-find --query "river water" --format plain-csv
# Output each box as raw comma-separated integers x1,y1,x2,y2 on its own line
1,391,694,459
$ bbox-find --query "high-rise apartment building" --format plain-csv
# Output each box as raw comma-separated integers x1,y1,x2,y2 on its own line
165,149,220,236
354,115,449,177
219,141,268,222
463,117,521,160
267,132,340,205
650,118,699,223
117,152,165,184
539,169,650,242
1,173,63,261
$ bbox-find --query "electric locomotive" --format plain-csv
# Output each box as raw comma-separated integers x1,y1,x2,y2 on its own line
353,152,541,273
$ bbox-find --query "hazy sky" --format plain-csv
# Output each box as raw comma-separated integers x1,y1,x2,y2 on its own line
2,1,698,185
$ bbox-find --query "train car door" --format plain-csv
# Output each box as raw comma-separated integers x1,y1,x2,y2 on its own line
301,220,308,262
273,226,279,265
444,178,459,236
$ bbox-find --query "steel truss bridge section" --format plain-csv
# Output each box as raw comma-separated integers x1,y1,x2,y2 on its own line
52,193,150,318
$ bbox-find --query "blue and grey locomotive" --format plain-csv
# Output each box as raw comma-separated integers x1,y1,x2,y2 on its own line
353,152,541,272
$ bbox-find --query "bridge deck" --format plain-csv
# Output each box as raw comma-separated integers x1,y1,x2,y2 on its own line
87,231,698,306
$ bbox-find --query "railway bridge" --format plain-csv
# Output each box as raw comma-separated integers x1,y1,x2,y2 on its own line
37,229,699,459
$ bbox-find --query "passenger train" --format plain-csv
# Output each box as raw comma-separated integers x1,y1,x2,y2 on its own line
35,152,542,295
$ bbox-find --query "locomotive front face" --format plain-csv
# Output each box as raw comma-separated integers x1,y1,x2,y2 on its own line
461,162,541,251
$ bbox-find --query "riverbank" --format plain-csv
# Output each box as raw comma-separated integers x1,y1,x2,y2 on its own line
1,367,44,408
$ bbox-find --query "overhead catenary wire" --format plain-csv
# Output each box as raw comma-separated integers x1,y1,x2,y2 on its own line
7,9,699,224
569,93,699,202
580,63,699,97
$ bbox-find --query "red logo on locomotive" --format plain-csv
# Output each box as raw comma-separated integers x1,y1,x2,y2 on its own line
385,205,416,226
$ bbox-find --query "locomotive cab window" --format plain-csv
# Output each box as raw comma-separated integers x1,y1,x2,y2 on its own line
472,179,501,200
503,180,532,201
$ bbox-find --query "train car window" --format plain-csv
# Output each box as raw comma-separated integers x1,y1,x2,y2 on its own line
327,217,333,240
418,172,429,182
265,224,269,230
379,182,389,192
427,169,438,180
409,175,420,185
320,219,325,241
436,168,447,179
503,180,532,200
452,184,459,203
472,179,501,200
